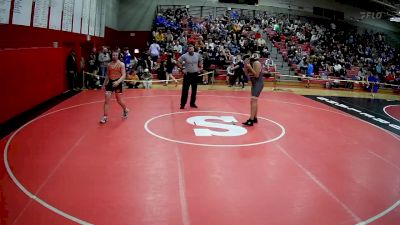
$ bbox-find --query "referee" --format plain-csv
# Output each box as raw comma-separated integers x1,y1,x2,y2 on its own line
177,45,203,109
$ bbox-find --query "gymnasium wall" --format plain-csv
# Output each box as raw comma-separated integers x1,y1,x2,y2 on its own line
105,0,120,30
104,27,151,53
0,47,66,124
0,22,108,124
0,24,104,50
0,0,125,124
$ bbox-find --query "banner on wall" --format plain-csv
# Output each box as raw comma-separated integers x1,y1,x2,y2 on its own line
99,0,106,37
81,0,90,34
5,0,105,38
72,0,82,33
33,0,50,28
49,0,63,30
0,0,12,24
88,0,96,36
61,0,74,32
94,0,101,36
12,0,33,26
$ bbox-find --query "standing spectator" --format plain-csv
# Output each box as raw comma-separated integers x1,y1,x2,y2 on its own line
86,51,99,89
155,61,166,82
98,47,111,84
375,62,383,80
149,41,161,62
227,62,235,86
165,54,178,86
232,55,246,88
366,72,380,97
306,61,314,88
123,48,132,73
116,47,124,60
66,49,78,91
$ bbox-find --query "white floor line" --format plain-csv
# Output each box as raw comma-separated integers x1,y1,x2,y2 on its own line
383,105,400,122
175,149,191,225
367,150,400,171
4,107,95,225
355,200,400,225
276,144,362,223
4,93,399,225
12,132,88,225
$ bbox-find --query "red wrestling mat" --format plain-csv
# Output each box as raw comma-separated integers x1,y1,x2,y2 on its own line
384,105,400,122
1,89,399,225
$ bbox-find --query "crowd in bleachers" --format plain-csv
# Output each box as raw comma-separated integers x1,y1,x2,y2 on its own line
150,7,275,87
151,7,400,92
82,6,400,93
266,15,400,91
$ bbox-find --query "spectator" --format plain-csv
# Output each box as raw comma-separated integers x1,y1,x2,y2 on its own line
366,72,380,97
98,47,111,84
142,69,152,89
149,41,161,62
86,51,99,89
227,62,235,86
123,48,132,73
306,61,314,88
66,49,78,91
165,54,178,86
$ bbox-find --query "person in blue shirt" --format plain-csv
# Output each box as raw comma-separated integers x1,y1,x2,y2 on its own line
307,62,314,77
305,61,314,88
123,49,132,73
375,62,383,81
367,72,380,97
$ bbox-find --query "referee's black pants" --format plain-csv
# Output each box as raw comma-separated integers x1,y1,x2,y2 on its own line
181,72,199,107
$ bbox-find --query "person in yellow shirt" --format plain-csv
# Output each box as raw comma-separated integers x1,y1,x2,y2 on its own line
155,31,165,43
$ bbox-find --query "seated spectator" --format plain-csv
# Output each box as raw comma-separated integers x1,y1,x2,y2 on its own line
142,69,153,89
264,58,275,70
126,71,140,89
385,72,395,85
227,62,235,86
298,58,307,74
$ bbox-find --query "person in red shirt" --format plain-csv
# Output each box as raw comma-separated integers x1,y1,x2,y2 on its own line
100,51,129,124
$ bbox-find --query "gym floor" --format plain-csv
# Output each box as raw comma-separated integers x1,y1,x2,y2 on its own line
1,85,399,225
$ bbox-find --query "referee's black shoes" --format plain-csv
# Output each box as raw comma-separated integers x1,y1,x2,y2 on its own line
180,104,198,109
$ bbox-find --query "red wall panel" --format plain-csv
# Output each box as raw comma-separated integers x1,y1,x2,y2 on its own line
0,24,105,124
0,24,152,124
0,48,66,124
0,24,104,49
